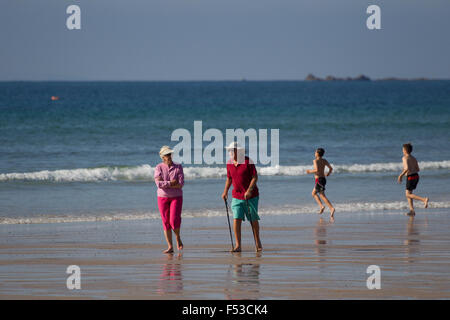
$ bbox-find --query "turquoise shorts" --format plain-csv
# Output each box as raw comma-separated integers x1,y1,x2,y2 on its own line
231,197,260,222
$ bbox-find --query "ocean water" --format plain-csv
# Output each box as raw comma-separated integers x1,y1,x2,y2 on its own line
0,81,449,224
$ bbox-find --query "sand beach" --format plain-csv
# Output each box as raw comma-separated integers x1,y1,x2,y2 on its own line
1,209,449,299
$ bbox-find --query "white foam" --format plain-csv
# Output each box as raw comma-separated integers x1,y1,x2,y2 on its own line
0,165,154,182
1,201,449,225
0,212,160,225
1,160,449,182
261,200,450,216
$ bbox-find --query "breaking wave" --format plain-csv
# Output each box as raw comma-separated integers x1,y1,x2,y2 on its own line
1,160,449,183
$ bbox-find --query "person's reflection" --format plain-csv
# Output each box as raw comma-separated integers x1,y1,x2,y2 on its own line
225,252,261,299
404,216,420,264
315,218,328,262
157,253,183,296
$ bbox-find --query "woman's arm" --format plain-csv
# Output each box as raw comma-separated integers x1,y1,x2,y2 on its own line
154,166,171,188
170,166,185,189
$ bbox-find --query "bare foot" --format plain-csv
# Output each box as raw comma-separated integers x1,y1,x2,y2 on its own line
330,216,335,223
230,247,241,253
176,238,183,251
406,210,416,216
163,247,174,254
330,208,335,218
318,206,325,215
424,198,429,209
255,240,263,252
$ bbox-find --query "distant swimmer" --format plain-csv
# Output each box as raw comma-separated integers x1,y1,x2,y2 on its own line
51,96,59,101
397,143,429,216
306,148,335,219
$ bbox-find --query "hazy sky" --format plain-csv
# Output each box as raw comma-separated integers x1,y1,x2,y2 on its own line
1,0,449,80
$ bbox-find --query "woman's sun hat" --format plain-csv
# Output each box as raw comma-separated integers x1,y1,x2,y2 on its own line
224,142,244,150
159,145,174,158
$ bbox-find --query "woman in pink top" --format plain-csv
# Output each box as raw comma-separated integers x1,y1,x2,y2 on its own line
154,146,184,254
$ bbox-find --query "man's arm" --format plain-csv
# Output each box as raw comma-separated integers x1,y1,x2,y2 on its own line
244,173,258,200
222,177,232,201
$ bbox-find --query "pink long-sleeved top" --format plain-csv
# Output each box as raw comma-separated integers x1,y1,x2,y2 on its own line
154,162,184,198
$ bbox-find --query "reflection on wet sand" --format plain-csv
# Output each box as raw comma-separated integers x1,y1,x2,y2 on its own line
314,218,329,267
225,252,261,299
157,253,183,296
404,216,420,264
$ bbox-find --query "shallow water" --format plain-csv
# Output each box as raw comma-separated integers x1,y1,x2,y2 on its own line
1,81,449,223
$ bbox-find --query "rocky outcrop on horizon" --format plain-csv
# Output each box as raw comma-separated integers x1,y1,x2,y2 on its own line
305,74,371,81
305,73,431,81
305,74,322,81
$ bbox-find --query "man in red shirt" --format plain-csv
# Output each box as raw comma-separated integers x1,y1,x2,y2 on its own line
221,142,262,252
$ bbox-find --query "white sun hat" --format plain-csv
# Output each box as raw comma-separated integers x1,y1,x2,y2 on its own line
224,141,244,150
159,145,174,158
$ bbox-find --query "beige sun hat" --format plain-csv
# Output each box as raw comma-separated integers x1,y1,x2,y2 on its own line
159,145,174,158
224,141,244,150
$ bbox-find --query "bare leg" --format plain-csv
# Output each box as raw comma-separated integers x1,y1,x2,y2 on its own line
406,190,428,209
173,228,183,251
405,190,415,214
163,229,174,254
319,192,335,217
232,219,242,252
249,220,262,252
312,189,325,214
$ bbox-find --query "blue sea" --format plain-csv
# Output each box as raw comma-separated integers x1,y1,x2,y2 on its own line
0,81,449,224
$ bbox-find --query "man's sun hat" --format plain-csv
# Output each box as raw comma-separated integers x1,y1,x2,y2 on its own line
159,145,174,158
225,142,244,150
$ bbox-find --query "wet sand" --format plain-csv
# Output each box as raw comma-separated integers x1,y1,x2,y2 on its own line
1,210,450,299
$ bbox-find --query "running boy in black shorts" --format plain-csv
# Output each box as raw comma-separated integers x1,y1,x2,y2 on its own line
306,148,336,218
397,143,429,216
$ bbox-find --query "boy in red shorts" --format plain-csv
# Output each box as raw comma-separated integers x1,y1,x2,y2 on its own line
306,148,335,218
397,143,429,216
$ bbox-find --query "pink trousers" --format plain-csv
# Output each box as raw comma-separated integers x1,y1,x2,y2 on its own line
157,196,183,231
